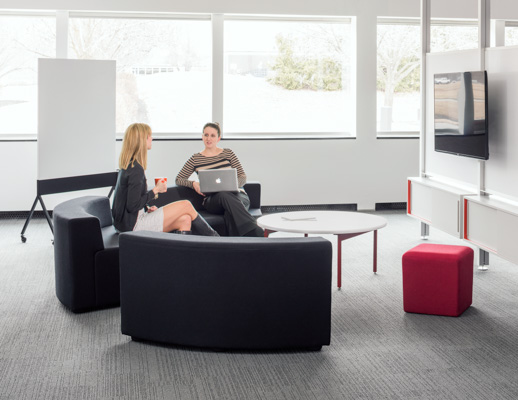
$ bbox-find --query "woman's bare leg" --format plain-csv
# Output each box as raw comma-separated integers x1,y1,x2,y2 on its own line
162,200,197,232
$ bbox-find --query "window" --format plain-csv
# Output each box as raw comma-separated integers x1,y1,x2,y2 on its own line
377,19,421,135
68,15,212,135
505,22,518,46
1,12,354,139
0,14,55,136
430,19,479,53
223,17,354,137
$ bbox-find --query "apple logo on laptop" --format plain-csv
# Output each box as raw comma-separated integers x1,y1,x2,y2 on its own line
216,178,221,184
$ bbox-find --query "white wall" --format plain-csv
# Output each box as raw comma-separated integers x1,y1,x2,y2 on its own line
0,138,419,211
0,0,427,212
0,0,419,17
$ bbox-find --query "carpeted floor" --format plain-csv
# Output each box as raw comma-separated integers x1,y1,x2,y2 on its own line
1,210,518,400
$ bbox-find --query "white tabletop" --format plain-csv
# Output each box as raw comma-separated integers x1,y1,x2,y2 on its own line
257,211,387,235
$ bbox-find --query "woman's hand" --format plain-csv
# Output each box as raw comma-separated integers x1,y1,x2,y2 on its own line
192,181,205,196
146,205,158,213
154,179,167,194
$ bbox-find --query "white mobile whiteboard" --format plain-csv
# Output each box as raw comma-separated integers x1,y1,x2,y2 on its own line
38,58,116,181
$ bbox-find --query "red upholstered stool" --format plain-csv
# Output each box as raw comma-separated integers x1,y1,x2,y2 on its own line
402,244,474,317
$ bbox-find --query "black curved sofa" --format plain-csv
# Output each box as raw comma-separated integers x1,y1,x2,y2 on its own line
119,231,332,350
150,182,262,236
53,196,120,313
52,183,261,313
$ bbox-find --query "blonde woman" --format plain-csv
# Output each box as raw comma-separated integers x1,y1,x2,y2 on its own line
112,123,218,236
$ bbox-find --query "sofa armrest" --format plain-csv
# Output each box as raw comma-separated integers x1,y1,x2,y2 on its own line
54,213,105,312
83,196,113,228
120,232,331,349
244,181,261,210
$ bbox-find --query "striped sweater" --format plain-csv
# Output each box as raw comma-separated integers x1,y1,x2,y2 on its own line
176,148,247,189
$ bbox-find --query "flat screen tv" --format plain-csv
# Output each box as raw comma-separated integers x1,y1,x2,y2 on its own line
434,71,489,160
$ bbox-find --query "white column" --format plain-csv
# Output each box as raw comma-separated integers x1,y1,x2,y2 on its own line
355,13,376,143
478,0,490,70
420,0,430,178
56,10,69,59
491,19,506,47
478,0,489,196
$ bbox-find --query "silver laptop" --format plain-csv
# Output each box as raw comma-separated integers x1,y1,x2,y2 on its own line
199,168,239,194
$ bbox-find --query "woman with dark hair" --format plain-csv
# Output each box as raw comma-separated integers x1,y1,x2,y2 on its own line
112,122,218,236
175,122,263,237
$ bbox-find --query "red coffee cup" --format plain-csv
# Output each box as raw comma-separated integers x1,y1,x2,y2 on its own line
154,177,167,185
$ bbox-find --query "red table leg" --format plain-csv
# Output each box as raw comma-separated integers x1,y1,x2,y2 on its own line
337,235,343,289
373,230,378,273
264,229,275,237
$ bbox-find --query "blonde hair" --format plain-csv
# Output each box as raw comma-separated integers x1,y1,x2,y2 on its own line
119,123,152,170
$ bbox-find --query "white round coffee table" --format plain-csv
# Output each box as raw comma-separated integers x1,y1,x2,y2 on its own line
257,211,387,289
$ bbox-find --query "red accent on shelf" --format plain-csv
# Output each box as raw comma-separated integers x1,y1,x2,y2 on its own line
407,180,411,214
468,198,472,239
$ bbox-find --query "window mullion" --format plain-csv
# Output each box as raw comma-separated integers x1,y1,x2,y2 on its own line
56,10,69,58
212,14,224,129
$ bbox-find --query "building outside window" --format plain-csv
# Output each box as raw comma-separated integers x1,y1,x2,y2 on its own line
68,15,212,135
0,14,55,136
223,17,354,137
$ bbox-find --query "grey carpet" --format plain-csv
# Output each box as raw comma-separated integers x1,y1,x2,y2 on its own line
1,211,518,400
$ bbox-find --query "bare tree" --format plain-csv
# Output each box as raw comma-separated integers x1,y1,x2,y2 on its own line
377,24,420,109
0,17,55,109
68,18,203,131
430,25,478,52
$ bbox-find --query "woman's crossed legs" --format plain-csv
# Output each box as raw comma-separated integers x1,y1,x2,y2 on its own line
162,200,197,232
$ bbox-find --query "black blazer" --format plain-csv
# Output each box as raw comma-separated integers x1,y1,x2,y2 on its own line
112,162,155,232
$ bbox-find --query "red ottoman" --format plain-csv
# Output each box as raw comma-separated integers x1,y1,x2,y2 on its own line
402,244,474,317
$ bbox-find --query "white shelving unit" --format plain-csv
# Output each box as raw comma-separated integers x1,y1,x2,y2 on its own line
464,195,518,265
407,177,477,238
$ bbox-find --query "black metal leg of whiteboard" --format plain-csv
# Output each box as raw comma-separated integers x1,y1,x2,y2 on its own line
20,197,38,243
20,195,54,243
40,195,54,234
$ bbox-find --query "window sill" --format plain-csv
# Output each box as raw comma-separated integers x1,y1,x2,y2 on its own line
0,134,37,142
377,133,419,139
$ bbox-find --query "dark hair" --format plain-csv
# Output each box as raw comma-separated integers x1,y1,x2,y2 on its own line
203,122,221,137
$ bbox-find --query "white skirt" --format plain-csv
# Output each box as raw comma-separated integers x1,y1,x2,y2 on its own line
133,207,164,232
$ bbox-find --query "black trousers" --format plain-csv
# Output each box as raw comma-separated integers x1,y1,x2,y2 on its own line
203,191,258,236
